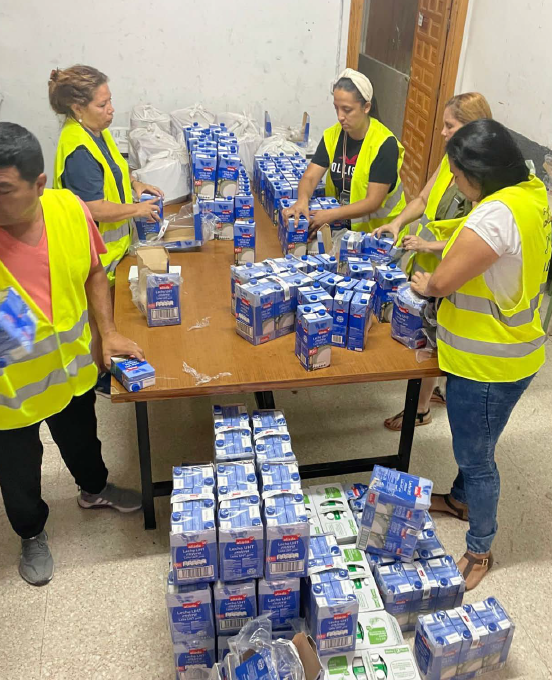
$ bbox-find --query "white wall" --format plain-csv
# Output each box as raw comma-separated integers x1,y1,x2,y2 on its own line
0,0,350,182
456,0,552,149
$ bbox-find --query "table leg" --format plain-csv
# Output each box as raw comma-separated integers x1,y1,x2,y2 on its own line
135,401,156,530
254,391,275,409
397,378,422,473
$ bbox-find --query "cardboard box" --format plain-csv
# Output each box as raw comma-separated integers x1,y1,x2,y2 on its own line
136,246,169,274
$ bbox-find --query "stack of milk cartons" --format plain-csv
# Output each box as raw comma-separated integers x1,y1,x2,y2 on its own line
415,598,515,680
295,304,333,371
0,287,37,370
234,170,256,266
356,466,432,561
391,283,428,350
168,464,218,674
278,198,309,258
213,404,254,462
252,408,297,466
373,264,408,323
230,261,271,314
303,532,359,657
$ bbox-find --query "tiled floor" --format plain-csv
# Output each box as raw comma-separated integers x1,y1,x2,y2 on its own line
1,338,551,679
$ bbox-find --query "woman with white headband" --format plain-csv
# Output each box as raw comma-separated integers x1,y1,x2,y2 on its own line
283,68,406,237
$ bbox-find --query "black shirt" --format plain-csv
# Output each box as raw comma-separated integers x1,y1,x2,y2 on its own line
61,129,125,203
311,129,398,196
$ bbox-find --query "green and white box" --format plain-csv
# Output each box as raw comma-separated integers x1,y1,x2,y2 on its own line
303,490,324,536
356,611,403,651
342,547,384,612
362,645,421,680
309,483,358,544
321,651,368,680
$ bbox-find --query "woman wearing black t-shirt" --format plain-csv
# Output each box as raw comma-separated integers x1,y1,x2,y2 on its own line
283,68,405,237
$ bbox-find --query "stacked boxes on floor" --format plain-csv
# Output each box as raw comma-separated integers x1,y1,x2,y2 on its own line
186,124,255,261
415,598,515,680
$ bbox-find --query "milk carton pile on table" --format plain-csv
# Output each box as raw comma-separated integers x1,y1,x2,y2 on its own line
415,598,515,680
185,123,255,262
231,252,379,356
391,283,428,350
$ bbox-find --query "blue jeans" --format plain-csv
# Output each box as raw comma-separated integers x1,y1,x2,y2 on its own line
446,373,535,554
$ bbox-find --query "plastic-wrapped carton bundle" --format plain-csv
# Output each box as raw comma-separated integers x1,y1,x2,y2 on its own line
263,491,309,580
391,283,428,349
415,598,515,680
212,404,254,462
218,493,264,581
356,466,432,561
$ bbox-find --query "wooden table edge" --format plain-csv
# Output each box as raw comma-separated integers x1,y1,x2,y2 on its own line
110,366,443,403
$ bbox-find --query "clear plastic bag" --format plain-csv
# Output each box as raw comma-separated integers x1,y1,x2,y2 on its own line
416,298,438,362
182,361,231,386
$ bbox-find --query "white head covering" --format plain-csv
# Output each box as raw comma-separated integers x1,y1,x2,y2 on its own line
335,68,373,103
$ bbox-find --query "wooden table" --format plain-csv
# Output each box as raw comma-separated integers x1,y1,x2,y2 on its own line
113,199,441,529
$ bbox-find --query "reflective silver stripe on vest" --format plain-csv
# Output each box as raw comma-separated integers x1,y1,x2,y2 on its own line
10,310,89,365
437,326,546,359
418,225,437,242
370,182,405,220
447,283,547,328
102,221,130,244
104,257,123,274
0,353,95,410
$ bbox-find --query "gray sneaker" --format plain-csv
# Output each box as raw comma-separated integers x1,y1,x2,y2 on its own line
78,483,142,513
20,531,54,586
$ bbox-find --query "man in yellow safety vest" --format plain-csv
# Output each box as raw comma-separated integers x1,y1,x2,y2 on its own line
0,123,144,586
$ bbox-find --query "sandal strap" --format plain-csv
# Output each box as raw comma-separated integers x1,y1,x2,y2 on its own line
443,494,468,520
462,552,493,580
416,410,430,423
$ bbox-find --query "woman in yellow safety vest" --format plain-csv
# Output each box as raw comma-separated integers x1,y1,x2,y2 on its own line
48,64,163,285
375,93,493,432
283,68,406,236
411,119,551,590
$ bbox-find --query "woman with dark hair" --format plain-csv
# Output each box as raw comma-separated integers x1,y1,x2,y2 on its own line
283,68,406,235
411,119,551,589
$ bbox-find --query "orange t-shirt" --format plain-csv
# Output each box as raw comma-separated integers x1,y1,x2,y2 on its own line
0,198,106,322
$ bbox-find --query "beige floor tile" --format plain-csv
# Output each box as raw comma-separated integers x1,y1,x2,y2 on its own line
0,567,47,680
39,555,173,680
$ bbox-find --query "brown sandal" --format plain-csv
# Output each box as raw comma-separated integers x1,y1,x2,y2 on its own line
430,493,469,521
459,551,494,591
384,409,432,432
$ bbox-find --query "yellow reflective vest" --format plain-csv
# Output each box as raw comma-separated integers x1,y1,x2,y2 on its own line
0,189,98,429
437,175,551,383
53,119,132,284
409,155,456,275
323,119,406,233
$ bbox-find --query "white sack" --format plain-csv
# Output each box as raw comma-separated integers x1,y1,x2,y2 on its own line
256,135,306,158
134,152,190,205
130,104,171,135
170,104,216,138
128,123,187,170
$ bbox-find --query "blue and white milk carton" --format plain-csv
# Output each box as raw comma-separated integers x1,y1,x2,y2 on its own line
170,497,217,584
263,492,310,580
308,568,359,656
260,462,301,494
471,597,515,672
346,292,374,352
295,308,333,371
425,556,466,611
230,262,268,314
414,530,446,560
110,357,155,392
214,427,253,463
235,192,255,220
346,256,374,281
217,153,240,198
373,268,408,323
391,283,428,350
331,288,354,348
174,638,216,676
314,254,339,273
255,432,295,465
318,273,345,297
143,272,181,327
134,193,164,241
234,219,256,265
299,291,333,315
216,462,257,499
166,572,215,644
218,494,264,581
307,533,344,574
214,196,235,240
193,152,217,199
0,287,37,368
235,279,278,345
357,466,432,555
258,577,301,630
213,579,257,635
300,255,325,274
172,464,216,499
281,215,309,258
339,231,367,271
252,408,288,434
